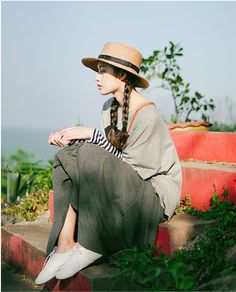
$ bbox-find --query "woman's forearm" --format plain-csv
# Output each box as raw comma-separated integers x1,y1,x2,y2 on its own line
48,127,93,147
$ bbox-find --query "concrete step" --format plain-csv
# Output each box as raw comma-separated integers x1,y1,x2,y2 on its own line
1,223,51,280
170,131,236,163
1,214,214,291
155,214,215,255
1,223,142,291
181,161,236,210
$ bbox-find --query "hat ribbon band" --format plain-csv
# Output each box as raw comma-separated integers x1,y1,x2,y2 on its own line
98,54,140,73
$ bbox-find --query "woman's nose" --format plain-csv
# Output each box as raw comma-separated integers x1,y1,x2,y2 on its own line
95,73,101,82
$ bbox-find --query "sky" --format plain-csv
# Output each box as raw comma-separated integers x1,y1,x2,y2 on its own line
2,1,236,132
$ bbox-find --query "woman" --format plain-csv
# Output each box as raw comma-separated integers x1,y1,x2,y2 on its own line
35,41,182,285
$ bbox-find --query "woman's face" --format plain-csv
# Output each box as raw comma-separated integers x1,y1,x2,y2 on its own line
95,61,125,95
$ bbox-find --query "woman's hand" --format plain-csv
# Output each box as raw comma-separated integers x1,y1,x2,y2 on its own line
48,127,93,147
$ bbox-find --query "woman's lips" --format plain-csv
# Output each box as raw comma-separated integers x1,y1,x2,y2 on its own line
97,85,102,90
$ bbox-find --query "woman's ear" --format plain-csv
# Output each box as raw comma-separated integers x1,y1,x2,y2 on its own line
119,72,127,81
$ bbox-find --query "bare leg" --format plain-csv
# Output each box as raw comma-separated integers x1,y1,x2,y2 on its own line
56,204,79,253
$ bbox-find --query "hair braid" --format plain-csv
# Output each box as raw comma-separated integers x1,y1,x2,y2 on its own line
110,98,120,128
107,78,134,151
122,79,132,130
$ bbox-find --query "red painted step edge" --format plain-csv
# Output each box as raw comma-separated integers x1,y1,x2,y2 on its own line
1,227,92,291
1,228,45,279
170,131,236,163
181,166,236,210
155,225,171,255
45,273,91,291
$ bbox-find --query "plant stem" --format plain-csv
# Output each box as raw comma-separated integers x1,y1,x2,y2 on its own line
171,88,179,122
185,107,193,122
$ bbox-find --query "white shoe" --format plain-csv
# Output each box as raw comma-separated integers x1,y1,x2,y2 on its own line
35,247,73,285
55,244,102,280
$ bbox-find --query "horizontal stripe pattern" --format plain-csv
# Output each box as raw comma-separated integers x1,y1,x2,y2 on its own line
87,129,122,159
68,129,122,158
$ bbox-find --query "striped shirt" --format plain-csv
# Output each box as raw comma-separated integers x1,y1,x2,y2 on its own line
70,128,122,159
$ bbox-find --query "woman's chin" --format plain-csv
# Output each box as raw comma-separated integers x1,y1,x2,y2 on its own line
99,90,109,96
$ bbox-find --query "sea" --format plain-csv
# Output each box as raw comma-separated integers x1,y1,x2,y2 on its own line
1,127,58,164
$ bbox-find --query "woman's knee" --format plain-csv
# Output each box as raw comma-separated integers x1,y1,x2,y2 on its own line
79,143,107,160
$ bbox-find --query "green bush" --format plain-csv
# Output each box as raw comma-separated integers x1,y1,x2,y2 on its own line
3,189,49,221
1,149,53,202
111,187,236,290
2,148,53,221
209,122,236,132
111,247,194,291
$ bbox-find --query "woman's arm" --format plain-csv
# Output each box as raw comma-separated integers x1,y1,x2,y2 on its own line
48,127,93,147
48,127,122,158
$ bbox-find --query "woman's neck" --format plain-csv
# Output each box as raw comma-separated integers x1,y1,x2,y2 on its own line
113,87,148,109
113,90,124,105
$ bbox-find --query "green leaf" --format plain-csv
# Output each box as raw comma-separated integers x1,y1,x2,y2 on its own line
183,96,190,103
153,50,160,56
161,68,169,79
173,86,179,92
155,267,161,277
191,97,197,105
176,75,183,83
195,91,203,99
220,267,235,277
201,113,207,122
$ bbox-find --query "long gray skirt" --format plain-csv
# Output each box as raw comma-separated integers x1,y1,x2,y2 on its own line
46,143,164,256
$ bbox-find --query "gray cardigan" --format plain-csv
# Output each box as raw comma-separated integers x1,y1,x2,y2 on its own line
101,97,182,219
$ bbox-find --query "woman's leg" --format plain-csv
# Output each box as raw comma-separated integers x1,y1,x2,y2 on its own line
35,203,78,285
56,204,78,253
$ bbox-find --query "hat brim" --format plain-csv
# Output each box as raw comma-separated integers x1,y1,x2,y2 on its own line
81,57,149,89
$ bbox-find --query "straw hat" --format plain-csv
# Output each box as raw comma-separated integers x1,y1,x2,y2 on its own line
81,41,149,88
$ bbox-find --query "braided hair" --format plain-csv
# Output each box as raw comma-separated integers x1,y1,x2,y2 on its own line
107,69,135,151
